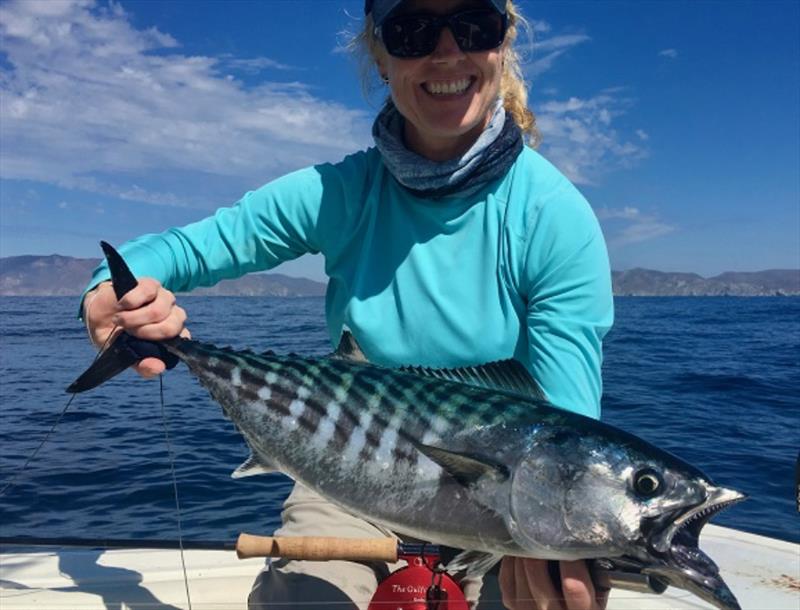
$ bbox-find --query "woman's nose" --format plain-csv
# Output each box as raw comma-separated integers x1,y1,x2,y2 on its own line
430,26,466,62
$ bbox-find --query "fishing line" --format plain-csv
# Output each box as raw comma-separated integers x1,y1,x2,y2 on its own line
159,374,193,610
0,394,78,497
0,327,119,498
3,323,193,609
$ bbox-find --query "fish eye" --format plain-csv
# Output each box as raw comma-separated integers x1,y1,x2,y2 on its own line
633,467,664,498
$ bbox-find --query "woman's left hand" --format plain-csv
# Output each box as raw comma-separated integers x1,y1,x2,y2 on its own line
498,557,609,610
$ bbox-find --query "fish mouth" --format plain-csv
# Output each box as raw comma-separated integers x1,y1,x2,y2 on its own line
643,485,747,610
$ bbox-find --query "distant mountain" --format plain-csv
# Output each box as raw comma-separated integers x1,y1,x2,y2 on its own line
0,255,100,297
185,274,326,297
612,268,800,296
1,255,798,297
0,255,326,297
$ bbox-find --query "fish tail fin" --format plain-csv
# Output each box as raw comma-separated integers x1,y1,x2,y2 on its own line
67,332,144,393
100,240,138,301
67,242,179,393
67,332,180,394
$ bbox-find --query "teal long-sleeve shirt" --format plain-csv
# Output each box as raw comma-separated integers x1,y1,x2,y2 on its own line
85,146,614,418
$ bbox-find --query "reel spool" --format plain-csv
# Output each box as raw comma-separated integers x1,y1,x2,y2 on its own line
368,549,468,610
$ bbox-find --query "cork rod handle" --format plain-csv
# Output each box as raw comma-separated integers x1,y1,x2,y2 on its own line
235,534,398,561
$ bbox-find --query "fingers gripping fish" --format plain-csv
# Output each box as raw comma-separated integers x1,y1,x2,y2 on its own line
68,242,746,610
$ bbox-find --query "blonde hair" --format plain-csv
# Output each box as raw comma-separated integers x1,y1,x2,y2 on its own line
351,0,540,147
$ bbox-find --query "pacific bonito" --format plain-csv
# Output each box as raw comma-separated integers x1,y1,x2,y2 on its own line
69,242,746,610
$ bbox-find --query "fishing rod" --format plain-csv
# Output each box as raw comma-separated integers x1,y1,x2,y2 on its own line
0,534,437,561
0,534,668,595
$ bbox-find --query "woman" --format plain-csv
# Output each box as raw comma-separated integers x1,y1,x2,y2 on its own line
82,0,614,608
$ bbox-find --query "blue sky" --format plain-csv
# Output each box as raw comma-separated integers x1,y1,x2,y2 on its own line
1,0,798,281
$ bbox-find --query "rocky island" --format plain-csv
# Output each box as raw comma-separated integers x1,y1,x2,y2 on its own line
1,255,798,297
0,255,326,297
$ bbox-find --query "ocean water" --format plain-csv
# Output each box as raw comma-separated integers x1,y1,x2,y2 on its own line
0,296,797,545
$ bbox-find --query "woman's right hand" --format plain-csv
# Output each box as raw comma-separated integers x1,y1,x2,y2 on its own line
499,557,609,610
82,278,190,378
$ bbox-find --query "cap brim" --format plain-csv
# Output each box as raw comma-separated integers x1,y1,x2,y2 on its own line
370,0,507,27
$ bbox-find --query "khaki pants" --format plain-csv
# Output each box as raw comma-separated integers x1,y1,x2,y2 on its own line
248,483,504,609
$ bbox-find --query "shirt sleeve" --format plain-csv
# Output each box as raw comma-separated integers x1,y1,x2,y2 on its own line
80,152,371,311
521,181,614,420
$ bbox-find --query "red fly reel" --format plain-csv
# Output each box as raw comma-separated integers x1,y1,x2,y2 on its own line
368,549,468,610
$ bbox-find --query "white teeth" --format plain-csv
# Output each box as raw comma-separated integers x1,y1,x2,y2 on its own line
425,78,471,96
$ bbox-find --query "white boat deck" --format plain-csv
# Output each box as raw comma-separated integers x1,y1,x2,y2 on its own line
1,525,797,609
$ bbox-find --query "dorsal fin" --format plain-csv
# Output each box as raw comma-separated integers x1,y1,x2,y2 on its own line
402,359,545,400
332,330,368,363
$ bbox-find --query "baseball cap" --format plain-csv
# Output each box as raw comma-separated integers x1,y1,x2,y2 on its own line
365,0,507,27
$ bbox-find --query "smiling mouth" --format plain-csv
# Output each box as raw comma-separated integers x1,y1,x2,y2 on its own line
422,77,475,97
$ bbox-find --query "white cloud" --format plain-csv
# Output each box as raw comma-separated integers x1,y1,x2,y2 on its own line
533,33,592,54
596,206,675,246
0,0,372,207
527,48,569,78
596,206,643,221
659,48,678,59
522,20,590,77
535,91,647,185
518,20,644,185
532,21,552,35
218,55,296,73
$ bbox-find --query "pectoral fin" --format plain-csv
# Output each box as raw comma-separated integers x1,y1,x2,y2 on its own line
417,444,509,487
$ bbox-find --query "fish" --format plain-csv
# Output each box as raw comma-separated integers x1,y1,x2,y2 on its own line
68,241,746,610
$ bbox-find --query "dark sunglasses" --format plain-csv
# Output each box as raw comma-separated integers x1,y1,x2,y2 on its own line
377,9,508,58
